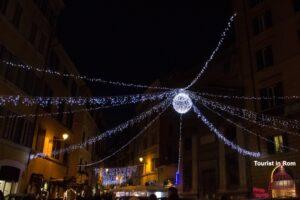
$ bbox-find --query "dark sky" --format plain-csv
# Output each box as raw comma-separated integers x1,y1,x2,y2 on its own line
57,0,232,96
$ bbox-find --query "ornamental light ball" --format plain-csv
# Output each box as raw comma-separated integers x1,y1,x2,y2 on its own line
172,92,193,114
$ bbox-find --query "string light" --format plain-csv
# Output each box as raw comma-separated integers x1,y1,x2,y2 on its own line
0,105,114,119
0,91,173,107
201,103,298,152
176,115,183,185
192,94,300,130
94,165,139,186
78,105,169,167
196,92,300,100
172,91,193,114
185,13,237,89
197,96,300,136
1,60,172,91
30,98,172,159
193,105,261,157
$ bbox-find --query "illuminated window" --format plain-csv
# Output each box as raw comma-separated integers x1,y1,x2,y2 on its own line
274,135,283,153
267,135,288,154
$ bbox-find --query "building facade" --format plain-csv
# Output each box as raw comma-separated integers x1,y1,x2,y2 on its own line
179,0,300,199
0,0,100,198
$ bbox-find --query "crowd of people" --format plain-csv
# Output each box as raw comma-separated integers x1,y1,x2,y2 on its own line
0,186,179,200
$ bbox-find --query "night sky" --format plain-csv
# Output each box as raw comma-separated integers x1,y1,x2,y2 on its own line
58,0,231,96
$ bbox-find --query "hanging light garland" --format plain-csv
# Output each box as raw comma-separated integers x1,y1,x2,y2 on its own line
201,103,298,152
196,92,300,100
0,91,173,107
78,105,169,167
1,60,172,91
184,13,237,90
193,94,300,130
30,98,172,159
193,105,261,157
94,165,139,186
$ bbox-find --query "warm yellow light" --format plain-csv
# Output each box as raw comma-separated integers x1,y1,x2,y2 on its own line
139,157,144,163
62,133,69,140
105,168,109,173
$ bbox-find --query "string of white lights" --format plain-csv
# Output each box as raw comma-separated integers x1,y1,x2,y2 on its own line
0,91,173,107
1,60,172,91
94,165,139,186
197,96,300,136
0,105,112,119
184,13,237,89
30,98,172,159
193,105,261,157
175,115,183,185
201,103,298,152
78,105,169,167
196,92,300,100
192,94,300,130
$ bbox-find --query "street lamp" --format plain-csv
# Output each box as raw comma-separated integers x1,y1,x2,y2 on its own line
139,157,144,163
62,133,69,141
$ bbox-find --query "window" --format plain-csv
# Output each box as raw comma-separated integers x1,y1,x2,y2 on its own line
38,32,47,54
0,0,8,14
223,61,231,74
226,153,240,187
293,0,300,12
151,158,158,171
36,126,46,152
260,82,284,111
256,45,274,70
267,135,288,154
248,0,264,8
29,23,38,44
52,137,61,160
252,11,272,35
12,2,22,28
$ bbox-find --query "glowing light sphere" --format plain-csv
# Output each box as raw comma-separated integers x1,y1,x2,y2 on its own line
172,92,193,114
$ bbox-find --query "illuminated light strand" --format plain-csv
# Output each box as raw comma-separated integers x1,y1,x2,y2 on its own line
79,105,169,167
0,105,112,119
176,115,183,185
198,96,300,137
201,103,298,152
193,105,261,157
94,165,139,186
192,93,300,130
30,98,172,159
185,13,237,89
0,91,173,107
1,60,172,91
196,92,300,100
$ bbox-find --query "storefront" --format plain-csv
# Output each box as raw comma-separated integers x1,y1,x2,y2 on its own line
0,165,21,196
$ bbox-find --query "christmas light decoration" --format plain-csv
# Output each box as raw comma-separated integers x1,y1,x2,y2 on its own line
196,92,300,100
94,165,139,186
196,96,300,136
192,94,300,130
176,115,183,185
1,60,172,90
193,105,261,157
201,103,298,152
30,98,171,159
172,92,193,114
185,13,237,89
0,91,173,107
0,105,109,119
78,105,169,167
